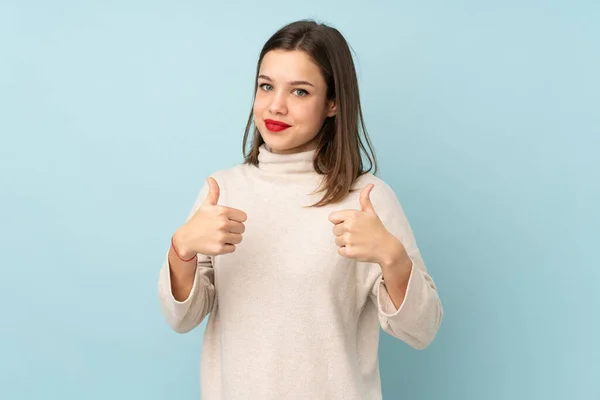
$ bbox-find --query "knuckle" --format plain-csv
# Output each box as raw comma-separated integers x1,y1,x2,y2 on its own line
216,232,227,242
217,220,228,230
344,233,352,245
218,244,228,253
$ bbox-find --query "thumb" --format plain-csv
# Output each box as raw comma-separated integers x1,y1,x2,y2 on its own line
204,177,220,206
360,184,376,214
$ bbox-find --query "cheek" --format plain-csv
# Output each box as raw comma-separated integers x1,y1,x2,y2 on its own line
296,101,327,126
253,93,268,115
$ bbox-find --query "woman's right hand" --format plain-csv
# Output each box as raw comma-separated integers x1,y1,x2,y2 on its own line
172,177,247,259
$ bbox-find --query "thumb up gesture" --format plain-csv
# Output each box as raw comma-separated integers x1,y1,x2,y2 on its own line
173,177,248,259
328,184,404,264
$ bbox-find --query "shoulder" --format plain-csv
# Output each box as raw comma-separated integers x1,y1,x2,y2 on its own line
206,162,250,181
194,163,255,203
186,163,251,212
351,173,402,208
352,173,418,253
199,162,255,191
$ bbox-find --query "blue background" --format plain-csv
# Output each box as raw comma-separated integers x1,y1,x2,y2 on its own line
1,1,598,399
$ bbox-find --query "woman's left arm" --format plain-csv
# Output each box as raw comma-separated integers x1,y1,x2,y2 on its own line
329,181,443,350
373,245,443,350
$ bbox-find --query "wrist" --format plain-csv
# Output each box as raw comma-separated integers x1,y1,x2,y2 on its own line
379,235,409,271
172,230,196,262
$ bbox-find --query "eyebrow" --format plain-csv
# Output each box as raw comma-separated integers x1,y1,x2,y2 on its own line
258,74,315,87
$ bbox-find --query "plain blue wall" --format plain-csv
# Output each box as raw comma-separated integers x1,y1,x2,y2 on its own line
1,1,598,399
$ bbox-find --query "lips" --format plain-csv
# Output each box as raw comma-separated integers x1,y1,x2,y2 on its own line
264,119,291,132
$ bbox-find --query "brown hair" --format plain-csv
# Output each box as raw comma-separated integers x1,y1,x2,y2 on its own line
242,19,378,207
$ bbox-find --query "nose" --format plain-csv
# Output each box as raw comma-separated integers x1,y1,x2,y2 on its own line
268,91,288,115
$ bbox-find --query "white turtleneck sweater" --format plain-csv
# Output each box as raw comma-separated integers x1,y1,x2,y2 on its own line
158,144,443,399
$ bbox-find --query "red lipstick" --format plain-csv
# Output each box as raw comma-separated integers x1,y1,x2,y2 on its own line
264,119,291,132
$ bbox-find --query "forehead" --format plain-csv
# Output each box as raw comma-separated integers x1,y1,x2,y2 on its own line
259,50,323,84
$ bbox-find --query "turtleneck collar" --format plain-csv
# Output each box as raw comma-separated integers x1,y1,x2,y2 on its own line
257,144,317,174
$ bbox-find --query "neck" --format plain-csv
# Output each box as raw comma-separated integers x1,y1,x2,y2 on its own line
257,144,318,175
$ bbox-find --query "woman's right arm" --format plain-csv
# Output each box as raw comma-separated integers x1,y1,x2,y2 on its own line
158,245,216,334
157,176,247,334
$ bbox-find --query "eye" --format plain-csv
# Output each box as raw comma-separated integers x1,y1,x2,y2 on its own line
259,83,273,91
293,89,309,97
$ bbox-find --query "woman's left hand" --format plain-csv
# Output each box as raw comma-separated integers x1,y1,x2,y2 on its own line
328,184,407,265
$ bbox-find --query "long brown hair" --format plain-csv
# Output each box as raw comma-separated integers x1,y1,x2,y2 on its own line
242,19,378,207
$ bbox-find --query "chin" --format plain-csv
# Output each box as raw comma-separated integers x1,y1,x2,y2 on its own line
261,139,292,153
259,130,290,151
258,126,318,154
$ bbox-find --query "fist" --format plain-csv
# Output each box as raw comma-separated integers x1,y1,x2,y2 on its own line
328,184,396,264
173,177,248,258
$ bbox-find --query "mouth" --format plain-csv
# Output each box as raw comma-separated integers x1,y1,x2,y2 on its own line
264,119,291,132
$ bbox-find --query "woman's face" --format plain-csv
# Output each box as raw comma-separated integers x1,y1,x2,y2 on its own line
253,50,336,155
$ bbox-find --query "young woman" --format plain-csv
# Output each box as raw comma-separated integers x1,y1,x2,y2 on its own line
158,19,443,399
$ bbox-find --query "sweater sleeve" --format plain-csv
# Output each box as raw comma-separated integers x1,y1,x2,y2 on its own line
157,181,217,334
363,181,443,350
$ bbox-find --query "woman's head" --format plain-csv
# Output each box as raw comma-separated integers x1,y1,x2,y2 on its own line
252,49,336,155
243,19,378,206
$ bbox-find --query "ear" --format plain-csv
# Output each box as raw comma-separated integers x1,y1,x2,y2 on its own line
326,99,337,117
